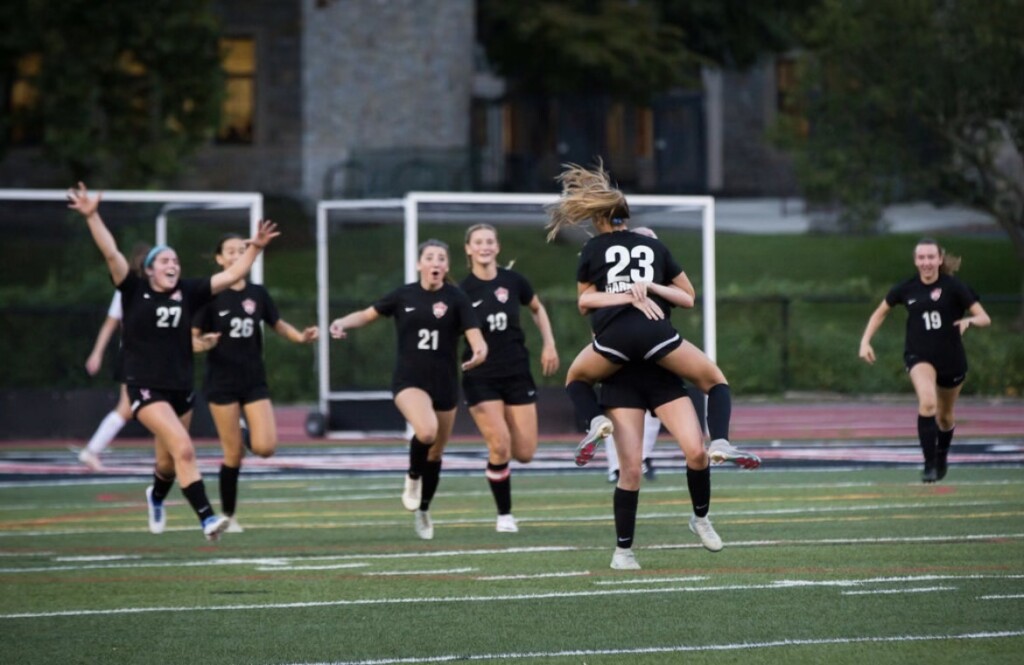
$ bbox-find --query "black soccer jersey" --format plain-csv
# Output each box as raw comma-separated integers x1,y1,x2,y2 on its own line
459,268,534,379
193,283,280,392
117,271,213,390
373,282,479,383
885,273,979,371
576,230,684,334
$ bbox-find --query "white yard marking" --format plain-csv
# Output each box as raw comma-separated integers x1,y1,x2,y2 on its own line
363,568,476,576
841,586,956,595
475,571,591,581
978,594,1024,600
594,576,709,585
256,563,370,572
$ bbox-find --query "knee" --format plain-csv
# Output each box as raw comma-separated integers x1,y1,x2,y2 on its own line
618,468,642,489
918,401,937,417
689,449,709,469
513,449,535,464
250,437,277,459
175,444,196,465
936,414,955,431
416,430,437,446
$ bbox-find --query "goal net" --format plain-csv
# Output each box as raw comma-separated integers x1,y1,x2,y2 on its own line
315,192,715,439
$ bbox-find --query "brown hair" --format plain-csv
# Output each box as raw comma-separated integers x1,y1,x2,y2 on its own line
128,242,152,276
545,159,630,242
417,238,454,283
916,237,961,275
464,223,497,269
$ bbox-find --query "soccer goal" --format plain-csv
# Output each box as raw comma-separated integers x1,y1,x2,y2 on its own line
313,192,716,439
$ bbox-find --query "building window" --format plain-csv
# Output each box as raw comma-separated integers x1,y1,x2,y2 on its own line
217,37,255,144
7,53,43,146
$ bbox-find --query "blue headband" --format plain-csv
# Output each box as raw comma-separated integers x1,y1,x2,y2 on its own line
144,245,171,268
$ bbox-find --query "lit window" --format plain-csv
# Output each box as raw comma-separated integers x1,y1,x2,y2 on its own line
8,53,43,145
218,38,255,144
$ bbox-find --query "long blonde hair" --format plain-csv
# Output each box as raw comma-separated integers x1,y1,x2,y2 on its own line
545,159,630,242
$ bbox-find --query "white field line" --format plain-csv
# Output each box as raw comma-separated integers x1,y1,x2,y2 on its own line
362,568,476,576
255,563,370,572
474,571,591,581
594,576,710,586
2,576,1023,620
1,499,1011,537
280,630,1024,665
979,594,1024,600
2,535,1023,574
840,586,956,595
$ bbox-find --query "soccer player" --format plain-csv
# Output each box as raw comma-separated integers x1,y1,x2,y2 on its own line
329,239,487,540
192,233,318,532
601,361,722,570
67,182,278,541
461,224,559,533
859,238,990,482
605,411,660,483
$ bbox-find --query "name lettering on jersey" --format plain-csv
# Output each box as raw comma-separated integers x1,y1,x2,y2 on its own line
218,310,230,317
242,298,257,315
404,307,415,312
930,288,942,301
432,301,448,319
472,300,483,308
605,279,633,294
494,287,509,304
170,290,182,302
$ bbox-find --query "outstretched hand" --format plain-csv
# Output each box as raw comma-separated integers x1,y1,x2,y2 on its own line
300,326,319,343
66,182,101,218
250,220,280,250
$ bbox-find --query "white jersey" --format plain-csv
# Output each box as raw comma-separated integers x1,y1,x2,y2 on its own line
106,291,123,321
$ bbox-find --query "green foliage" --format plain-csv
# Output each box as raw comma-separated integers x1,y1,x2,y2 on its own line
0,0,223,187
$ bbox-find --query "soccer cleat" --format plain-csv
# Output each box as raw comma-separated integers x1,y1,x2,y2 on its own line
402,475,422,511
610,547,641,570
689,515,723,552
935,447,950,481
496,514,519,533
575,415,613,467
145,485,166,534
202,515,230,541
225,516,244,533
642,457,656,481
708,439,761,469
607,469,619,484
240,418,252,452
414,509,434,540
921,465,938,484
77,448,104,471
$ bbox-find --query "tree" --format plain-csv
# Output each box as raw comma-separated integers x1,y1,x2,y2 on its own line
0,0,223,188
775,0,1024,318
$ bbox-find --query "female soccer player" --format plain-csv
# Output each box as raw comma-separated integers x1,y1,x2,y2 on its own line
546,167,757,470
601,361,722,570
77,243,150,471
859,238,990,482
329,239,487,540
192,233,318,532
461,224,559,533
68,182,279,540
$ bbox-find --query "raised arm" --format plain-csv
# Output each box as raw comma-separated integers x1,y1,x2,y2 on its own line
210,220,280,294
329,306,381,339
527,295,559,376
858,300,892,365
67,183,129,285
273,319,319,344
461,327,488,371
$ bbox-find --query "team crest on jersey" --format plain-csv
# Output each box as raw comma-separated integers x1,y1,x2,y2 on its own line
930,288,942,301
494,287,509,304
242,298,257,315
170,290,182,302
432,301,448,319
141,389,151,400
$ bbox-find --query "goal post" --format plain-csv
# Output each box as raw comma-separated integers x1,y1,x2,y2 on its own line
314,192,716,439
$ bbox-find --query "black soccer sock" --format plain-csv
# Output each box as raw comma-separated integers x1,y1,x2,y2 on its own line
687,465,711,518
420,460,443,511
937,426,955,452
917,415,939,466
486,462,512,515
613,487,640,550
706,384,732,441
219,464,241,517
181,479,216,524
151,470,175,504
567,380,602,432
408,436,431,480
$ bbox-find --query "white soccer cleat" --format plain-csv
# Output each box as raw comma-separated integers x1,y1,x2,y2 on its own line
225,516,244,533
708,439,761,469
575,415,613,467
402,475,422,511
610,547,641,570
689,515,723,552
202,515,230,542
414,509,434,540
496,514,519,533
145,485,166,534
78,448,104,471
